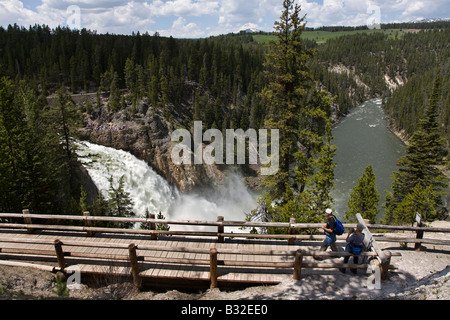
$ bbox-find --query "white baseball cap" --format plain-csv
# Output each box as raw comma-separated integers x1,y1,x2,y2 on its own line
325,208,333,214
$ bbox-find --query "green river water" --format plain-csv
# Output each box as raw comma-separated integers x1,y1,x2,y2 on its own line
332,98,406,220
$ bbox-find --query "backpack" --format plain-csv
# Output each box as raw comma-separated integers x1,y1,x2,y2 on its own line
333,216,344,235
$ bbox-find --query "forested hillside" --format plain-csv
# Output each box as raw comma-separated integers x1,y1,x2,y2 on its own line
2,23,447,135
0,25,267,214
0,21,448,216
314,26,450,152
0,25,268,131
382,28,450,150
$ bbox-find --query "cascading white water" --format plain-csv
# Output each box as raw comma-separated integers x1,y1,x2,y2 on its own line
74,140,178,217
169,173,258,223
74,140,258,230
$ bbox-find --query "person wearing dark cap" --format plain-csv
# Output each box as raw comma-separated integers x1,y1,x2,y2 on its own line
340,223,365,274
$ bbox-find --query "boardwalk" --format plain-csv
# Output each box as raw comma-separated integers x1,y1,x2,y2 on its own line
2,211,448,290
0,227,308,289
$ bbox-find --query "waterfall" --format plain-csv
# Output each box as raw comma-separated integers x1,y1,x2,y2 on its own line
74,140,258,230
74,140,178,217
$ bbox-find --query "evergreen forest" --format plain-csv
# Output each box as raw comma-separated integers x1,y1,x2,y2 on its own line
0,7,448,225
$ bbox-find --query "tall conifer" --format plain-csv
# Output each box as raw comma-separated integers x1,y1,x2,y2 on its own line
251,0,335,230
107,175,135,228
260,0,314,200
345,165,380,224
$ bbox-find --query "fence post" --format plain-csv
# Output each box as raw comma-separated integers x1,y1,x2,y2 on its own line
414,213,424,251
217,216,224,243
210,248,218,289
83,211,94,237
293,249,303,280
128,243,142,290
288,217,296,245
22,209,34,234
54,239,66,270
356,213,387,264
148,213,157,240
380,250,392,280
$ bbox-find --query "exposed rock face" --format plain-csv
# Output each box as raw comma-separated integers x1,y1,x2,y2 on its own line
78,98,224,193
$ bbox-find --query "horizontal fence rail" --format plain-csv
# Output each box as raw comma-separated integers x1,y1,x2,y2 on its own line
0,211,449,246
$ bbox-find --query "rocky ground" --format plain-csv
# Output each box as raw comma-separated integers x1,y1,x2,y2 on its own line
1,221,449,301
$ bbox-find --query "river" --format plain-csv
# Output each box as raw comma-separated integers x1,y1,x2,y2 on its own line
74,98,405,225
331,98,405,220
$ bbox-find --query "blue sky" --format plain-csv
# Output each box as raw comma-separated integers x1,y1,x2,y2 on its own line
1,0,449,37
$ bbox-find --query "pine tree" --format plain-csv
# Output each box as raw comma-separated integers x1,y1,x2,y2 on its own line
0,78,61,213
389,183,437,225
92,192,109,227
251,1,335,232
260,0,315,200
124,57,136,92
306,118,337,215
345,165,380,224
108,71,121,112
107,175,135,228
294,116,336,225
140,208,151,230
193,92,201,121
79,186,90,213
16,81,58,213
43,86,82,210
156,211,170,232
0,76,22,211
160,73,169,107
148,75,159,107
419,72,446,164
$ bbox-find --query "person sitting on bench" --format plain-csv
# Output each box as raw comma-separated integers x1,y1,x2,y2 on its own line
341,223,365,274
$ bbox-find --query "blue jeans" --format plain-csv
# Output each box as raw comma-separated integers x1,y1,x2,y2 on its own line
324,233,336,246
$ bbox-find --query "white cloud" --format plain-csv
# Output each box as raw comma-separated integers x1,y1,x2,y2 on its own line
214,0,283,33
147,0,219,17
35,1,156,33
397,0,444,20
39,0,129,10
81,2,155,34
1,0,449,37
158,16,204,38
0,0,42,26
297,0,376,27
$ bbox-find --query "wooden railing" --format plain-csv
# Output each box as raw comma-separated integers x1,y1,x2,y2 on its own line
1,210,449,247
1,210,449,289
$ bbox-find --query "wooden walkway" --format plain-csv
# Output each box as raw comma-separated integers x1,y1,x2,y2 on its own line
0,227,311,289
2,211,449,290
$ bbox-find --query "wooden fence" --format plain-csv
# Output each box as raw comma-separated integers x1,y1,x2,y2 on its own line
0,233,392,289
1,210,449,247
1,210,449,289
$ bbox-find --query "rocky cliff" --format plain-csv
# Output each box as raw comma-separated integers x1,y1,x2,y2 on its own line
77,95,224,193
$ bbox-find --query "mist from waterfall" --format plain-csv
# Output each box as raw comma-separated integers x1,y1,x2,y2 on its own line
74,141,258,230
